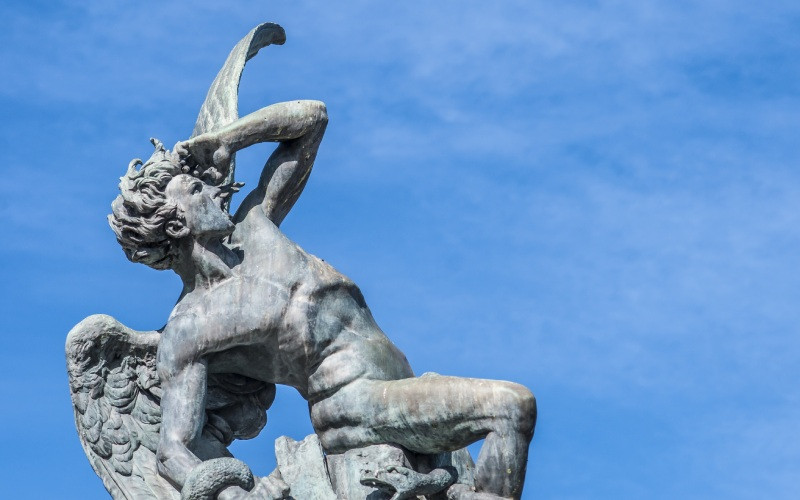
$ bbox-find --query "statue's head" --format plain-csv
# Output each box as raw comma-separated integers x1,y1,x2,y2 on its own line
109,139,236,270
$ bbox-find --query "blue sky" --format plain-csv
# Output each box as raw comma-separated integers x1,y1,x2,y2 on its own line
1,1,799,498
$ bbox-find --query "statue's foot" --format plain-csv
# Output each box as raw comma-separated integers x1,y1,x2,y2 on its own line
446,483,512,500
361,465,456,500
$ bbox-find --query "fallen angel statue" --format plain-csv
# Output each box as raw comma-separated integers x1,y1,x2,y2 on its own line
67,22,536,500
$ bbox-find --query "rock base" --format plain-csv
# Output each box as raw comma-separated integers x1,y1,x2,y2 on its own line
274,434,476,499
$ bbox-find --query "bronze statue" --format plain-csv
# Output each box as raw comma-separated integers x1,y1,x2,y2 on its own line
67,23,535,500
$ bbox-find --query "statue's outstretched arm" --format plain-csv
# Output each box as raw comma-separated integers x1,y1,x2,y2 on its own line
155,358,206,487
155,352,258,500
178,100,328,226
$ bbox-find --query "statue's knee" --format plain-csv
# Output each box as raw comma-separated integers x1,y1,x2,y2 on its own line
518,386,537,435
502,383,536,435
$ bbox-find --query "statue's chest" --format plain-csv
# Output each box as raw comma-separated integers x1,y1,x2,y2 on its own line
174,274,295,339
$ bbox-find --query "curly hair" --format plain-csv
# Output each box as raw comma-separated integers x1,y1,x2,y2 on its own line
109,139,184,270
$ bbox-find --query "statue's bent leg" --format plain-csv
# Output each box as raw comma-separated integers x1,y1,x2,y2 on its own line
310,374,536,499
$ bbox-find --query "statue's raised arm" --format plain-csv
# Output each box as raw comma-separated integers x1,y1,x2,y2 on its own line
182,21,325,226
177,99,328,227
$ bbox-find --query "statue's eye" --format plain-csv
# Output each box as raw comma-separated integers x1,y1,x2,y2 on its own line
191,183,202,195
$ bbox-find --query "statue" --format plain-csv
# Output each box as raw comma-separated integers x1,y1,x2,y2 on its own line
67,23,536,500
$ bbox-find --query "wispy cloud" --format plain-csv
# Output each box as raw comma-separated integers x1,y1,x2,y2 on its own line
2,1,799,498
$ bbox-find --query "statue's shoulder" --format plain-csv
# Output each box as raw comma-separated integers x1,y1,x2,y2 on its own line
230,209,302,267
232,205,282,242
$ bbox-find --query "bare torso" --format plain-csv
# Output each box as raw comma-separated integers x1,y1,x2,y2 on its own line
162,209,413,401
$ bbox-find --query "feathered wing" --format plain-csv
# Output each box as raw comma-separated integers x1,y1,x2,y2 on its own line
191,22,287,192
66,314,177,500
67,315,277,499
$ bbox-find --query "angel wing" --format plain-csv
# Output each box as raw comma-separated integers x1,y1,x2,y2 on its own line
67,315,276,499
66,314,177,500
191,22,287,203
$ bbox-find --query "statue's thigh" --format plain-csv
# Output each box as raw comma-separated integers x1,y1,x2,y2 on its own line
311,375,526,454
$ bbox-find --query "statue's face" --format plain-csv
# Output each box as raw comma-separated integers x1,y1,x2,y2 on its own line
166,174,234,239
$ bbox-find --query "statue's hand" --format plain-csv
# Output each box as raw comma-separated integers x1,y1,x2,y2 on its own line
175,134,231,184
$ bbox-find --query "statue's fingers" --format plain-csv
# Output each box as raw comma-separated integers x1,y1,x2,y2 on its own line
174,141,190,157
212,146,231,169
179,155,194,169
